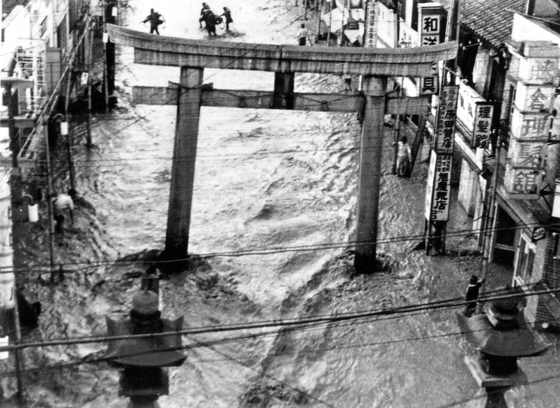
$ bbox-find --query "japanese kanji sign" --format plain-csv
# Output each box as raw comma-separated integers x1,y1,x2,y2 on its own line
420,10,442,46
364,0,380,49
420,62,439,96
425,152,453,221
435,85,459,154
418,4,443,97
471,103,494,149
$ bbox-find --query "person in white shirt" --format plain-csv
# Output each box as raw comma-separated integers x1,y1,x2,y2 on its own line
396,136,412,177
297,23,308,46
53,189,76,233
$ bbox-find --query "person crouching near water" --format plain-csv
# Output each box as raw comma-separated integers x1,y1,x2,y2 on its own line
53,189,76,234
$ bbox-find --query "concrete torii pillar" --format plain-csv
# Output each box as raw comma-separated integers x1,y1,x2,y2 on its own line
355,76,387,273
163,67,203,261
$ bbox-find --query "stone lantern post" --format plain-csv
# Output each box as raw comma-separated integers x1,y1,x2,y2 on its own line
105,290,186,408
457,287,551,407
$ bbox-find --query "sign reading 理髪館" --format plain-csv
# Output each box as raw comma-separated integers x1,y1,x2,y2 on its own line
434,85,459,154
425,152,453,221
472,103,494,149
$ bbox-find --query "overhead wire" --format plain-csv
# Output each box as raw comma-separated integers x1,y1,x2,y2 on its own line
1,219,556,275
0,286,555,355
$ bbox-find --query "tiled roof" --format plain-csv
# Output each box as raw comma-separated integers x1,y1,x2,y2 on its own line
461,0,526,46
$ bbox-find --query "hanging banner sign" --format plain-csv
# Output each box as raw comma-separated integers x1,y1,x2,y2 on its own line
420,63,439,96
425,152,453,221
419,6,442,46
418,4,444,96
472,102,494,148
434,85,459,154
364,0,380,49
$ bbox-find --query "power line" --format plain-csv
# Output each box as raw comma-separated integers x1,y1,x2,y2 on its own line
1,286,555,353
2,220,555,275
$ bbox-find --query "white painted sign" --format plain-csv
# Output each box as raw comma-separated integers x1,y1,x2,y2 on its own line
425,152,453,221
435,85,459,154
457,81,485,133
472,103,494,149
364,0,380,49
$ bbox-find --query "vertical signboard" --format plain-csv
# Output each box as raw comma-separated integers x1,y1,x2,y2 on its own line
364,0,379,49
418,4,444,96
425,152,453,221
434,85,459,154
472,103,494,148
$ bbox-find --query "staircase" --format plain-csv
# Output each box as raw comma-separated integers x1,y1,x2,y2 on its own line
16,39,47,115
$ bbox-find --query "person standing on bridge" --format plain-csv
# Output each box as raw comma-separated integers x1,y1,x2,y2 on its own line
142,8,163,35
297,23,308,46
221,7,233,31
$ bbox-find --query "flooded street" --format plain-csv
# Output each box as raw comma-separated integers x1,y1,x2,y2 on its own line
2,1,527,407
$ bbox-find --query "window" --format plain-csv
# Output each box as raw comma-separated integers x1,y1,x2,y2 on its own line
514,233,536,286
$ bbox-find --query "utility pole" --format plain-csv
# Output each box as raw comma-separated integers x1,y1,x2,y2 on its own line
327,0,332,46
317,0,324,39
476,124,503,314
341,0,347,46
5,81,26,406
102,0,109,112
87,20,94,147
43,122,56,282
64,69,76,191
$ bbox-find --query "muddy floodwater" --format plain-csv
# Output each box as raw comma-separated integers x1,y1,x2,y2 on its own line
3,1,559,407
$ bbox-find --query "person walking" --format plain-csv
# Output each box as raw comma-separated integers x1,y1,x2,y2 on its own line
343,74,352,92
53,189,76,234
297,23,308,46
142,8,163,35
221,7,233,31
396,136,412,177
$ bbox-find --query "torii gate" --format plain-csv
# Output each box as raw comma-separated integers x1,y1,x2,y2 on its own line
107,25,457,273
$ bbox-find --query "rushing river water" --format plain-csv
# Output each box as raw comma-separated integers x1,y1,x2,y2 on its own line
5,1,558,407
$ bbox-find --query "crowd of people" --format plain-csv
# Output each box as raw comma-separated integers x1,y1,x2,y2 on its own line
142,3,234,36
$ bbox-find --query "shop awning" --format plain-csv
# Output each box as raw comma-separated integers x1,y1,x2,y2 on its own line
344,24,365,45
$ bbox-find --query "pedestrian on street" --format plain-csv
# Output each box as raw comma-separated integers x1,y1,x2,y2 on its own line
464,275,485,316
142,8,163,35
53,189,76,234
343,73,352,92
221,7,233,31
297,23,308,46
396,135,411,177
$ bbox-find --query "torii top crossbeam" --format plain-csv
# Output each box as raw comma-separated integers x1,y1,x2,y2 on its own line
107,25,457,77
